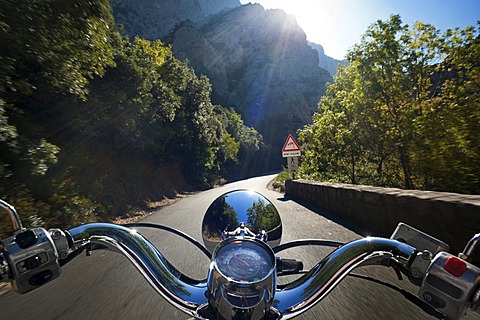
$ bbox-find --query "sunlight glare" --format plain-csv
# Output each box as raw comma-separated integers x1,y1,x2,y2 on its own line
257,0,346,58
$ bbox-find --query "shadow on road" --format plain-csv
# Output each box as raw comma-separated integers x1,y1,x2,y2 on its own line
277,194,380,238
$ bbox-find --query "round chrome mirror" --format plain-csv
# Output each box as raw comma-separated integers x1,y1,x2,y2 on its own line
202,190,282,253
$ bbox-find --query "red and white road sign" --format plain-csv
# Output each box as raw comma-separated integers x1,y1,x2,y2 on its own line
282,134,301,157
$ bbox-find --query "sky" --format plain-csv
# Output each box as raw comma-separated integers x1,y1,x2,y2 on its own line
238,0,480,60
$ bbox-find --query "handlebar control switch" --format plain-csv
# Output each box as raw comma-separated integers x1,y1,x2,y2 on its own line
418,251,480,320
2,228,61,293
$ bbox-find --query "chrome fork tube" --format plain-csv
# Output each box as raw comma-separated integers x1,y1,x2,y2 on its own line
274,237,415,319
68,223,208,317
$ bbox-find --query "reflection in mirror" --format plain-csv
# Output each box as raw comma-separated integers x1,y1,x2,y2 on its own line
202,190,282,253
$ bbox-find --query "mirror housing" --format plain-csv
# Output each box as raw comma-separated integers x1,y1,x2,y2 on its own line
201,190,282,253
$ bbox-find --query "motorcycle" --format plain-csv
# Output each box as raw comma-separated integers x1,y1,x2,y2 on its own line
0,189,479,320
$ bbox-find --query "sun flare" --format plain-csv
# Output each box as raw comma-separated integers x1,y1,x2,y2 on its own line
251,0,346,58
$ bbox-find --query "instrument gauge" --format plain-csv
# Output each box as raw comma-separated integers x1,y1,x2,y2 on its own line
214,239,275,282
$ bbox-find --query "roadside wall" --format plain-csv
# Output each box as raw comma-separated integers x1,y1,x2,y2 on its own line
285,179,480,254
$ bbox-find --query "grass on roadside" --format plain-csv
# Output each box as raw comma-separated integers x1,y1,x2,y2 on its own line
274,168,292,184
269,168,292,193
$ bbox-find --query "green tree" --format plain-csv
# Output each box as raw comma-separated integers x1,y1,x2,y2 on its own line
213,106,264,179
0,0,116,230
246,200,280,233
0,99,18,177
0,0,115,99
0,0,264,231
299,15,480,193
412,25,480,192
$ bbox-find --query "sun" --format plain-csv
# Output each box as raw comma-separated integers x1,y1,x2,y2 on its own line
249,0,344,57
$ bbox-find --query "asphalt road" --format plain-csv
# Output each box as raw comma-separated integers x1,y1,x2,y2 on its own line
1,174,478,319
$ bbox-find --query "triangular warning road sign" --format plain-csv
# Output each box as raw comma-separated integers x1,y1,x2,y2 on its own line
282,134,301,152
282,134,301,157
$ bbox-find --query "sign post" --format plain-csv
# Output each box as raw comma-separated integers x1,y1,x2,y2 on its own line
282,134,301,177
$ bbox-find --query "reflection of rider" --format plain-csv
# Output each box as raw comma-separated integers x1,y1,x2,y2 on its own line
225,222,256,237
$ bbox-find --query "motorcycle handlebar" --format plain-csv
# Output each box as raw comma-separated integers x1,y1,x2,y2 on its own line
68,223,208,317
68,223,416,319
2,222,480,320
274,237,415,318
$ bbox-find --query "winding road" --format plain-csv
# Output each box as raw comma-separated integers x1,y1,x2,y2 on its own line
1,174,478,319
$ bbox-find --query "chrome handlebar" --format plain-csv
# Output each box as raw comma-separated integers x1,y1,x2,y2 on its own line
68,223,208,317
68,224,419,319
273,237,415,318
1,220,480,319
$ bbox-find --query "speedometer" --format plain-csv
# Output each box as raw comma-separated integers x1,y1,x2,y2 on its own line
214,240,275,282
208,238,277,318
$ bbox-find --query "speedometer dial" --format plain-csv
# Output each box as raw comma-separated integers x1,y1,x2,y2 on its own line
215,240,274,282
208,238,277,316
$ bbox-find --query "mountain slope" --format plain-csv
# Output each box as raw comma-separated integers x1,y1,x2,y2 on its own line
170,5,332,144
111,1,332,166
308,41,348,76
111,0,241,39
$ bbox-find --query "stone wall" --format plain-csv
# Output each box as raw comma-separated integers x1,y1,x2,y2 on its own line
285,179,480,254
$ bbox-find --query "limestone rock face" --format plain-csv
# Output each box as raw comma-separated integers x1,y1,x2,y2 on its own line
111,1,332,148
111,0,241,39
308,41,348,77
171,4,332,144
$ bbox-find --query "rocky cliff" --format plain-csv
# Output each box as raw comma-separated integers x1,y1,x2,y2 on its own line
111,0,241,39
308,41,348,77
170,5,332,145
111,1,332,163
